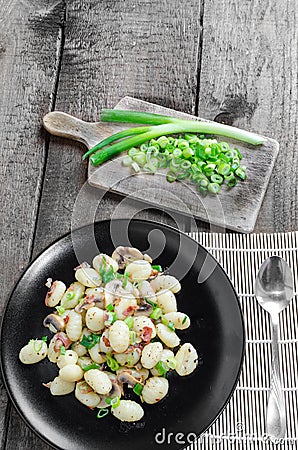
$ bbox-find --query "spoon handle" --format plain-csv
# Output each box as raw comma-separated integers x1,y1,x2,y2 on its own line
267,313,286,439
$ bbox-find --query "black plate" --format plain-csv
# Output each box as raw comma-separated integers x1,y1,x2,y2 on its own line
1,219,244,450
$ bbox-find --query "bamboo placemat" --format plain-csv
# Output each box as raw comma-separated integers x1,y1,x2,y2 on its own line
187,231,298,450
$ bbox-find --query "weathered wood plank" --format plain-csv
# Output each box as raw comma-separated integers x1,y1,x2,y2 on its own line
0,1,65,448
33,0,203,256
196,0,298,232
5,1,203,448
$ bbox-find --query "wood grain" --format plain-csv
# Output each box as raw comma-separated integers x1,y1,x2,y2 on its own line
32,0,203,255
3,1,203,448
197,0,298,232
0,1,65,448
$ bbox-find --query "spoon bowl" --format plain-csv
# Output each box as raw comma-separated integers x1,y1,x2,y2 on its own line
255,256,293,315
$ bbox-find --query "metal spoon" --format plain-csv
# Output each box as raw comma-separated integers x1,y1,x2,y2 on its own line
254,256,294,439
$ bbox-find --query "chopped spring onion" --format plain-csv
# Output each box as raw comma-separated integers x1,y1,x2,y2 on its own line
97,408,109,419
133,383,144,396
31,340,43,353
182,315,188,325
106,396,121,409
122,155,133,167
98,256,115,284
66,291,75,300
130,331,137,345
210,174,223,184
227,177,238,188
161,316,175,332
208,183,221,195
80,334,100,349
235,167,247,180
124,316,134,330
166,356,178,370
155,361,169,376
56,306,65,315
152,265,162,272
104,312,118,327
166,171,176,183
83,363,101,371
132,162,140,172
122,271,130,289
60,345,66,356
145,297,158,308
106,353,120,372
42,336,48,342
150,307,163,320
106,303,114,312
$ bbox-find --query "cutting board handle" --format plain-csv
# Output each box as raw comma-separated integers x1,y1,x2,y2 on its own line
43,111,115,149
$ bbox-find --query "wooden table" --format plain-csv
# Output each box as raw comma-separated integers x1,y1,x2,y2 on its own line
1,1,297,448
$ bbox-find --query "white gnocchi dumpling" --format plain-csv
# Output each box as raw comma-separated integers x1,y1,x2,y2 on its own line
71,340,88,357
49,376,75,396
75,267,102,288
84,369,112,395
85,307,105,332
66,310,82,342
45,280,66,307
114,349,141,367
93,254,118,273
111,400,144,422
133,316,156,338
48,337,60,363
99,330,112,353
125,260,152,281
88,343,106,364
156,323,180,348
114,295,138,320
59,364,84,382
175,343,198,376
150,275,181,294
109,320,130,353
61,282,85,309
141,376,169,404
162,312,190,330
156,290,177,314
75,381,101,408
19,340,47,364
57,350,78,369
141,342,163,369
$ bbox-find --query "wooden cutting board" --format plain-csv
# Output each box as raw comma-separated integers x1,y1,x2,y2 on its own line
43,96,279,232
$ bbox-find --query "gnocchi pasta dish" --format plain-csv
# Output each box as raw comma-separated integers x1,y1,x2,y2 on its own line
19,246,198,423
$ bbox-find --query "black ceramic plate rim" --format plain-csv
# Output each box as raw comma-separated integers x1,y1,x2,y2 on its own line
0,219,245,450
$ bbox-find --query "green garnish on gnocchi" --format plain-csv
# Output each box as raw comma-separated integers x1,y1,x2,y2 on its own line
19,246,198,423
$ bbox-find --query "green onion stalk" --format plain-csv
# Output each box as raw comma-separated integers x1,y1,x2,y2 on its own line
83,110,265,166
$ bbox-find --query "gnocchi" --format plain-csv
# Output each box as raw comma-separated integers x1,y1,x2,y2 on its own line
175,343,198,376
19,246,198,423
111,400,144,422
109,320,130,353
49,376,75,396
84,369,112,395
156,289,177,314
19,339,47,364
141,376,169,404
45,280,66,307
141,342,163,369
